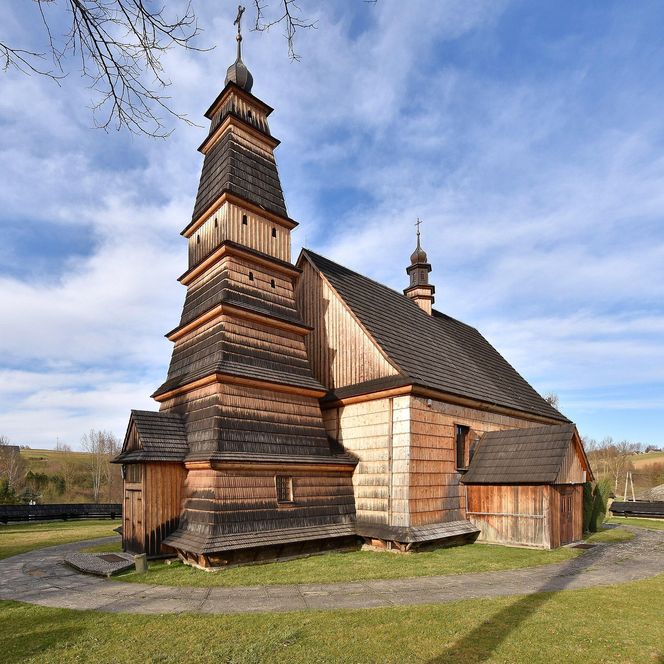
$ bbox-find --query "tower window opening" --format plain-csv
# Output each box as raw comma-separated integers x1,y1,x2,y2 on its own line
270,279,275,288
196,235,200,244
242,214,248,225
249,271,254,281
214,217,218,228
455,424,470,470
271,227,277,238
276,475,293,504
247,109,253,120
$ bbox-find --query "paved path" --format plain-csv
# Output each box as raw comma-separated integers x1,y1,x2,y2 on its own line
1,527,662,614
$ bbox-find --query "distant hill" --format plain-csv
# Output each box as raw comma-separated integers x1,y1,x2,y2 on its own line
20,448,91,472
18,448,121,503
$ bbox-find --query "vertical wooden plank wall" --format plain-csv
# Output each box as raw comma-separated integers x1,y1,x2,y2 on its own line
408,396,543,527
466,485,550,548
555,443,587,484
322,396,410,528
144,463,187,555
296,260,399,390
189,203,290,267
549,484,583,547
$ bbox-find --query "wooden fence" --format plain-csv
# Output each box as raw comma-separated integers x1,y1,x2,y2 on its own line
0,503,121,524
610,501,664,519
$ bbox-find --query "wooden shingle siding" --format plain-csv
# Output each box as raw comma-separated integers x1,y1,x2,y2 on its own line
160,382,335,460
165,467,355,554
296,259,399,390
192,129,287,222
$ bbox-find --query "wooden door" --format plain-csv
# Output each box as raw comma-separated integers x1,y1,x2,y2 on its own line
559,487,574,545
124,488,144,553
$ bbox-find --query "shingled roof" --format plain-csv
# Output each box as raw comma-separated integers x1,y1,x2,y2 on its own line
301,250,567,422
115,410,188,463
461,424,579,484
191,132,287,222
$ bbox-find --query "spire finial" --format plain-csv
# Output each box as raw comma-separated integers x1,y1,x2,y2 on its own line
225,4,253,92
415,217,422,249
234,5,245,60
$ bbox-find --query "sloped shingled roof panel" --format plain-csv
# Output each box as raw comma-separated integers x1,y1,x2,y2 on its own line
461,423,578,484
115,410,188,463
302,250,568,422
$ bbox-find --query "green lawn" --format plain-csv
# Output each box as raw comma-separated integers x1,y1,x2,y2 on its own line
585,527,634,543
115,542,579,588
0,520,119,560
2,573,663,663
607,516,664,531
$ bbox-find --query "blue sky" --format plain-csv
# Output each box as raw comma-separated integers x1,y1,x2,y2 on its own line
0,1,663,448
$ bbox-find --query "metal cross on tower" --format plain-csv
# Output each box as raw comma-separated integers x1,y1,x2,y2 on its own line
234,5,246,59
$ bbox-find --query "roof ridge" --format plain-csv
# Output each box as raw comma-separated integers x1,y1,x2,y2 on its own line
302,248,483,333
299,249,568,423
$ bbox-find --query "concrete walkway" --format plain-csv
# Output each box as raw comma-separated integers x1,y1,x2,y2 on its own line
0,527,662,614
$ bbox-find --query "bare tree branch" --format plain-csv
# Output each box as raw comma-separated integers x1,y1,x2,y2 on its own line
251,0,317,62
1,0,209,137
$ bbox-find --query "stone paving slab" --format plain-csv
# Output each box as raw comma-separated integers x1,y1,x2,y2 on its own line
0,528,662,614
65,551,135,577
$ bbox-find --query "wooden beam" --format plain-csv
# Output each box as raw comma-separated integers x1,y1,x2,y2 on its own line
204,82,274,120
198,113,280,155
321,383,568,426
185,460,355,473
153,372,327,402
179,241,301,285
166,302,312,342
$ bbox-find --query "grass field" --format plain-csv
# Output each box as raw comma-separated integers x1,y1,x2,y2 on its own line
1,574,663,663
21,447,91,465
584,527,634,543
0,520,119,560
1,520,662,662
607,516,664,530
628,450,664,468
114,541,579,588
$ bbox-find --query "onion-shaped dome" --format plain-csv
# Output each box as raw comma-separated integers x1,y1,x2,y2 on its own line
410,243,427,264
225,57,253,92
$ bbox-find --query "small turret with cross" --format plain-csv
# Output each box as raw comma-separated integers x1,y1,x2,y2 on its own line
404,218,435,314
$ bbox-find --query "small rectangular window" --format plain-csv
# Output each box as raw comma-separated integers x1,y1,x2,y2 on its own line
248,271,254,281
242,214,248,225
271,227,277,238
455,425,470,470
276,475,293,504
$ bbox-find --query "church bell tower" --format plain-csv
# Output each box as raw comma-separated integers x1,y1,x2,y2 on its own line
404,219,435,315
146,7,357,566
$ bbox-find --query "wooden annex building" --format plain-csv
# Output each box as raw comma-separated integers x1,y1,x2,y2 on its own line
114,22,593,567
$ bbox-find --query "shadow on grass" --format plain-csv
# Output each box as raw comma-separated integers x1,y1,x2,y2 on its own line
427,540,616,663
0,602,84,662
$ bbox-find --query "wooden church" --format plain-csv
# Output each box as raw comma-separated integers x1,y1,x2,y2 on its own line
114,17,593,566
